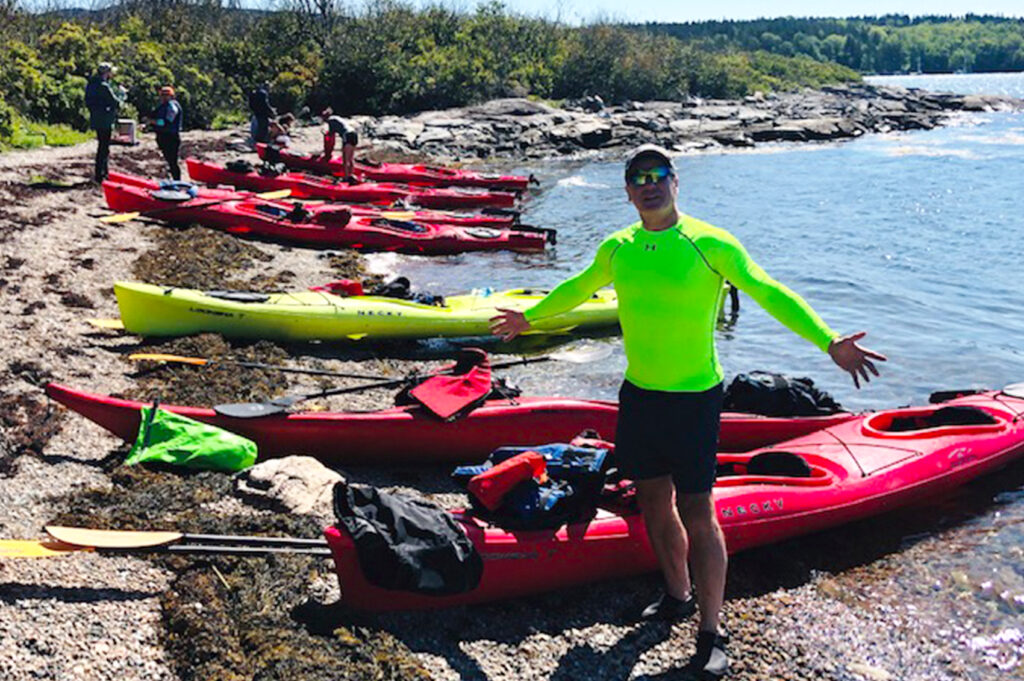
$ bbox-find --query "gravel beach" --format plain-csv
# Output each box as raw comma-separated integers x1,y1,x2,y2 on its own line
1,99,1020,681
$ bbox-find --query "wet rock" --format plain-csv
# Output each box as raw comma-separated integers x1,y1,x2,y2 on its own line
234,455,344,519
372,119,425,146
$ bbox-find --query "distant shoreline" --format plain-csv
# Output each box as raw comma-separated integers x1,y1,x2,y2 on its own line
337,84,1024,163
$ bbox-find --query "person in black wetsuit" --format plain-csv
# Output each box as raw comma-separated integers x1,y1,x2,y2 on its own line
148,86,183,180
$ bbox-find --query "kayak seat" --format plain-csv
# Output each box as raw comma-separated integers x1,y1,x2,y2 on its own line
746,451,812,477
887,406,996,432
714,452,831,488
204,290,271,303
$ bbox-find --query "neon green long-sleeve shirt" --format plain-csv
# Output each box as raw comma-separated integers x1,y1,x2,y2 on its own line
524,215,838,392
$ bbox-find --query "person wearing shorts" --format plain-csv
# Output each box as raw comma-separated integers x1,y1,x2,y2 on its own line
491,144,885,679
321,108,358,179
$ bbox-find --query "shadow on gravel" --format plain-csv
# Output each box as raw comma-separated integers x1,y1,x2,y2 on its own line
0,583,157,604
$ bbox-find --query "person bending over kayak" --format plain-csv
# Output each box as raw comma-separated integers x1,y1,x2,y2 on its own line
320,108,358,179
490,144,885,679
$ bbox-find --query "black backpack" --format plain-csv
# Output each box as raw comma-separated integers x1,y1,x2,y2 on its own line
723,371,843,417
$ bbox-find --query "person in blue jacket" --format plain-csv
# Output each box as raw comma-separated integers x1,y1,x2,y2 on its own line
149,86,183,180
84,62,126,182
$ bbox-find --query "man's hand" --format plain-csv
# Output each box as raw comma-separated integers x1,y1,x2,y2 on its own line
828,331,887,389
490,308,531,342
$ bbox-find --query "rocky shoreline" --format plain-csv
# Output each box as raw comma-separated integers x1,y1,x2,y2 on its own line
353,83,1024,162
0,84,1019,681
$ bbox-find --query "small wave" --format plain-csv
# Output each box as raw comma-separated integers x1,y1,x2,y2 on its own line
957,132,1024,146
363,252,401,276
556,175,610,189
884,145,982,159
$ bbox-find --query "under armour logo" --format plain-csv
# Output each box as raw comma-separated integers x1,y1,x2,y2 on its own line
644,244,657,251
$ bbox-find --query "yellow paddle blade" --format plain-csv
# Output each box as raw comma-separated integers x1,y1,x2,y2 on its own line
254,189,292,200
381,211,416,220
0,539,89,558
346,333,368,340
128,353,209,366
46,526,183,549
100,211,143,224
87,318,124,330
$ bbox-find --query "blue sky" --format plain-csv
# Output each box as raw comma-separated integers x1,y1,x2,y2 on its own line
416,1,1024,24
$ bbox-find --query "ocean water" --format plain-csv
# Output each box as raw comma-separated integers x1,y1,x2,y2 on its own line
370,72,1024,678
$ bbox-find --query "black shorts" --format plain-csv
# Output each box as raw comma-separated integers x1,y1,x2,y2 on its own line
614,380,724,494
325,131,359,146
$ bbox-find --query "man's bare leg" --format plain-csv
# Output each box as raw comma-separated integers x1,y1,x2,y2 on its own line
677,491,727,632
636,476,692,600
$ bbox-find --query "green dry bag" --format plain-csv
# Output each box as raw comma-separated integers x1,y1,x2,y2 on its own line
126,405,257,472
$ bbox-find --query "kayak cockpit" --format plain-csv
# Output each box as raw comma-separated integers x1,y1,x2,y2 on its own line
714,450,833,488
862,404,1006,439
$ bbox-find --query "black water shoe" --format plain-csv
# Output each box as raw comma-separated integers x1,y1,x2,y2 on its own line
639,591,697,621
684,628,730,679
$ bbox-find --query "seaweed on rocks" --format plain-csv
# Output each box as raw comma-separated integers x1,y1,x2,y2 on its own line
50,466,430,681
132,226,273,291
321,250,383,286
125,334,291,406
0,392,63,477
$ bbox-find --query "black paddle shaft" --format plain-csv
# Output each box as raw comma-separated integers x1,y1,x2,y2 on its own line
214,355,551,418
273,354,550,405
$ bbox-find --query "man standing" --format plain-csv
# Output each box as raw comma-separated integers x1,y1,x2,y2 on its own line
149,86,183,180
320,108,358,179
490,144,885,679
248,82,276,145
84,62,126,182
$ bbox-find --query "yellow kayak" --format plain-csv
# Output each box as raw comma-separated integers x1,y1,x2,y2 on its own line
112,281,620,341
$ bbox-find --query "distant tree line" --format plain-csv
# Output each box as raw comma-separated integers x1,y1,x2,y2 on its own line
642,15,1024,74
1,0,863,146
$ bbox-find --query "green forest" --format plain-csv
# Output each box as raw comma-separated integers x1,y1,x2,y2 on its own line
645,15,1024,74
1,3,1020,150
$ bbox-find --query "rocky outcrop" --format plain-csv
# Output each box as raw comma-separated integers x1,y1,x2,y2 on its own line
353,85,1024,162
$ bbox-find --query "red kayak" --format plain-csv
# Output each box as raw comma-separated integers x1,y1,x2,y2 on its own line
185,158,518,210
323,387,1024,610
101,181,549,254
111,170,522,229
256,143,533,191
44,383,856,464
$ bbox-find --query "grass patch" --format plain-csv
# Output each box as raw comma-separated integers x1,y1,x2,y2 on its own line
0,117,92,150
211,111,249,131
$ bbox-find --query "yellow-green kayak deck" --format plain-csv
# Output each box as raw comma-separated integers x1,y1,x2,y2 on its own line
113,281,620,341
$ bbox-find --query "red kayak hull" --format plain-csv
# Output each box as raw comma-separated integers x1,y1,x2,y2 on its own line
186,158,517,209
256,144,531,192
44,383,856,464
323,389,1024,610
101,181,545,254
110,170,519,228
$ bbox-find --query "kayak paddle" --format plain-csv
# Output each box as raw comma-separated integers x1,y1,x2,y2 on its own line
100,188,292,224
0,526,331,559
213,343,612,419
128,352,392,381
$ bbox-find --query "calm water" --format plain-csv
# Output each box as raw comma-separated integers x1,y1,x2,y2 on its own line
370,72,1024,677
